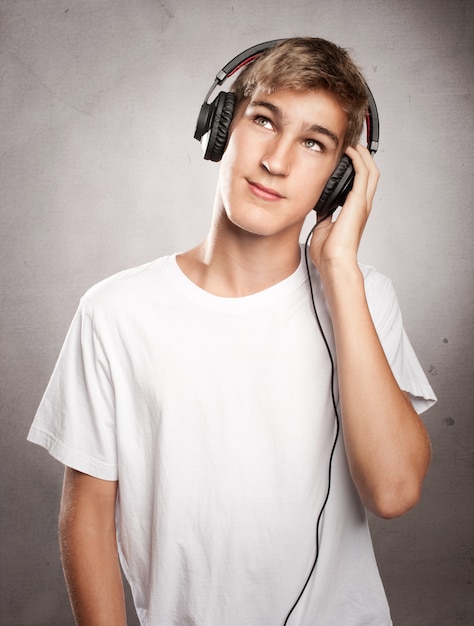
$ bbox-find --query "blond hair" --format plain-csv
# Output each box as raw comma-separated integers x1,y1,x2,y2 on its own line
231,38,368,148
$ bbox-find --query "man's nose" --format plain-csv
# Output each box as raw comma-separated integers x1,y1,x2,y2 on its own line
261,137,292,176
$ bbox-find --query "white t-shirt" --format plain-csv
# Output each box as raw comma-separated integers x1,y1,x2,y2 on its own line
28,250,436,626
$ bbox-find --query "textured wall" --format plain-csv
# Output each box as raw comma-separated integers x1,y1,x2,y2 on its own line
1,1,472,624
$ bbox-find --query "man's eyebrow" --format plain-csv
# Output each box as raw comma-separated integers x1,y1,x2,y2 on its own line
249,99,283,118
305,123,340,147
249,99,340,147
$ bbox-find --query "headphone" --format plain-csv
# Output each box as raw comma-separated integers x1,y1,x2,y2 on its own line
194,39,380,218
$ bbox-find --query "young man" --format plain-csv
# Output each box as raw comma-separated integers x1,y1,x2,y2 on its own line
28,38,436,625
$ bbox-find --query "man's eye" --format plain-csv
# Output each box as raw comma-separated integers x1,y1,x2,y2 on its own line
254,116,273,129
304,139,323,152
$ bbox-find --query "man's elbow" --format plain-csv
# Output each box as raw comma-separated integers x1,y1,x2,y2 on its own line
368,478,425,519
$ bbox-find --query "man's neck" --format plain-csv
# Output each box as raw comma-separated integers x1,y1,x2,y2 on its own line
176,210,302,298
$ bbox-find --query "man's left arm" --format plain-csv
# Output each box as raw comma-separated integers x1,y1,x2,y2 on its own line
311,145,431,519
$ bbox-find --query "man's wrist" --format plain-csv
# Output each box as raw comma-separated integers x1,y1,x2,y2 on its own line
318,258,363,286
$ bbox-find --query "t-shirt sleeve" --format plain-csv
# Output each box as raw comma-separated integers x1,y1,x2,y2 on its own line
27,299,118,480
363,267,437,415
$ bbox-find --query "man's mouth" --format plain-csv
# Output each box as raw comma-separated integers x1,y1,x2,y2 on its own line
247,180,284,201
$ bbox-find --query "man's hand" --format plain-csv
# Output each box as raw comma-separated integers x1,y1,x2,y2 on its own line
309,144,380,270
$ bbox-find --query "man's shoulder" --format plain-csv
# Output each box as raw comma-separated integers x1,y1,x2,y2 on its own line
357,262,402,328
80,255,174,316
357,262,394,300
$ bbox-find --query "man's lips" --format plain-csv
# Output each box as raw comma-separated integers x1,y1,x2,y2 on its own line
247,180,284,201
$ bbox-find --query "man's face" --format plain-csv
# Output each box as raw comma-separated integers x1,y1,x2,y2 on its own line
217,87,348,241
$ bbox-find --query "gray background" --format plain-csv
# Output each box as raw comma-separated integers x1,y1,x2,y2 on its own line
1,0,473,624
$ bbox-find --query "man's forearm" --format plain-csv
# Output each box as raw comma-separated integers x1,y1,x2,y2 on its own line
320,262,431,518
59,518,127,626
59,468,127,626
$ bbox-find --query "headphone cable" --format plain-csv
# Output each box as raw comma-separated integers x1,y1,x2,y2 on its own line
282,222,341,625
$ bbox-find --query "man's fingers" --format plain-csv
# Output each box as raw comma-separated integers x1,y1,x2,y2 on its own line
345,144,380,212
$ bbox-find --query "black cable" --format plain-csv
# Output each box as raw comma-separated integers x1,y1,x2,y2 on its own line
282,221,341,625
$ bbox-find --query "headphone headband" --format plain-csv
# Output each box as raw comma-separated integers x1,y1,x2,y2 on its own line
216,40,285,83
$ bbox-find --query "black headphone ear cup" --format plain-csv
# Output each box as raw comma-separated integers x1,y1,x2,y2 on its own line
314,155,355,218
203,92,236,162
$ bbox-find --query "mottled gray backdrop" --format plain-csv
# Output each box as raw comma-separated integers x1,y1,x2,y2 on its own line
1,0,473,624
